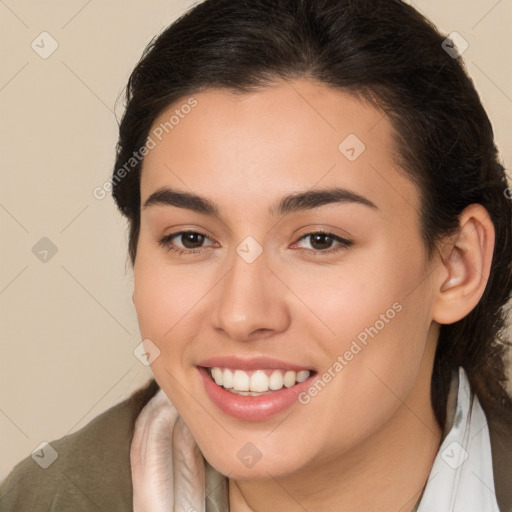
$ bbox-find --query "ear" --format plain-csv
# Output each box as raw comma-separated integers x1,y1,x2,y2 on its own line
431,204,495,325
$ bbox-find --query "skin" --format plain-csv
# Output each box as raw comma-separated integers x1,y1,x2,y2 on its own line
132,79,494,511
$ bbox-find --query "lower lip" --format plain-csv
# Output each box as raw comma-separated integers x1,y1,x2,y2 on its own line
198,367,315,421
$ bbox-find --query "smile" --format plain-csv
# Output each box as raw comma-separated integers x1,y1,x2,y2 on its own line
209,367,311,395
197,358,317,421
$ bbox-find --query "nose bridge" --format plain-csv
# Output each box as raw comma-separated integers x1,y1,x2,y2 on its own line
211,237,289,340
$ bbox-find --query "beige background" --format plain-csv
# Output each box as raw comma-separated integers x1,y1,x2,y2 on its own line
1,0,511,480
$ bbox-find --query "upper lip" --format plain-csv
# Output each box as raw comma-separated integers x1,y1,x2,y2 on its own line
197,355,314,372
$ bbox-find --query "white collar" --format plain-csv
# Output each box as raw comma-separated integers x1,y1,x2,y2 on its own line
414,367,499,511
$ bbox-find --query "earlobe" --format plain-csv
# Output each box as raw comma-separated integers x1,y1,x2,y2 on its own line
432,204,495,325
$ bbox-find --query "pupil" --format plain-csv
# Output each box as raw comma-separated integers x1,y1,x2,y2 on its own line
183,233,204,248
311,234,332,250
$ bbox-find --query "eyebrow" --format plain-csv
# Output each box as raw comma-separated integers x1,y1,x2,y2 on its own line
142,186,377,218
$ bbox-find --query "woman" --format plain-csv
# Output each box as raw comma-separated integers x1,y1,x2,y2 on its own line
1,0,511,510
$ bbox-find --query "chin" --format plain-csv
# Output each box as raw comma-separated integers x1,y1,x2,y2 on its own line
200,442,309,482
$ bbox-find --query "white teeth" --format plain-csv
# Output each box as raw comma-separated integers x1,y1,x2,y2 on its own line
250,371,269,392
283,370,296,388
233,369,250,391
223,368,234,389
229,390,268,396
297,370,310,383
209,367,311,393
211,367,223,385
269,370,284,390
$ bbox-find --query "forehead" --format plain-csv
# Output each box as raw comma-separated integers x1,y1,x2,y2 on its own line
139,79,419,219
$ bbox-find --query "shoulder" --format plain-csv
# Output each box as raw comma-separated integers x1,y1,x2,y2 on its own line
0,378,160,512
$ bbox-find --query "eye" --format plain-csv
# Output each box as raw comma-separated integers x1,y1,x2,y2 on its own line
157,230,216,255
292,231,352,256
157,229,352,258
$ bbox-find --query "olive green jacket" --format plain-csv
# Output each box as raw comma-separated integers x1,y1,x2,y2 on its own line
1,378,511,511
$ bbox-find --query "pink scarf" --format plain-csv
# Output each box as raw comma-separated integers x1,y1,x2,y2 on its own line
130,389,210,512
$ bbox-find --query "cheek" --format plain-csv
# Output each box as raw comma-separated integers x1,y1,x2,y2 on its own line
285,242,427,345
285,240,433,406
132,249,209,358
304,253,431,392
132,254,211,408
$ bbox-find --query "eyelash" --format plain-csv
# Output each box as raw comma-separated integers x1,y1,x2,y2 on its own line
157,230,353,257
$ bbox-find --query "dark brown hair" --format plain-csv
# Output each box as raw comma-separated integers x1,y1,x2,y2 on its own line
111,0,512,426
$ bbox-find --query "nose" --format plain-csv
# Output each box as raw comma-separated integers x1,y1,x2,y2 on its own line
210,246,290,342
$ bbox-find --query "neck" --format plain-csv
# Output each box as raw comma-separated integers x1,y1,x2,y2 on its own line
229,362,442,512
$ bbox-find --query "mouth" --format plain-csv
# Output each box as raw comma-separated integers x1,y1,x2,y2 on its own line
206,367,312,396
196,359,317,421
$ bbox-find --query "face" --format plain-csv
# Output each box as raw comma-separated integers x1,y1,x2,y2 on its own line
133,79,440,480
